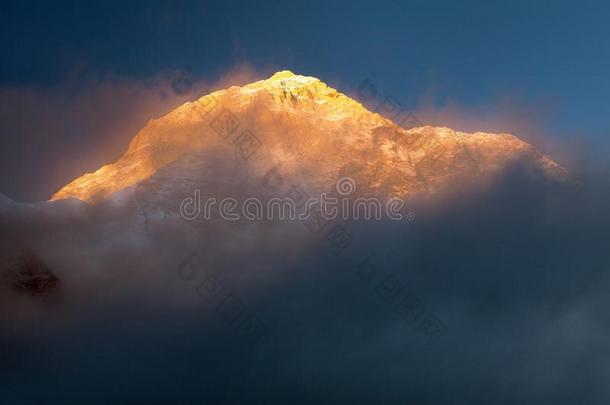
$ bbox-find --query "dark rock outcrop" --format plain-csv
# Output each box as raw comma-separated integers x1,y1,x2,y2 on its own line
2,249,60,296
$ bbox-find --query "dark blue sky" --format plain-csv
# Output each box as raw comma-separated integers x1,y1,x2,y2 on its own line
1,0,609,200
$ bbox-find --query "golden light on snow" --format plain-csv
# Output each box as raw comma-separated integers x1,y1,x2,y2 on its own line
50,71,566,203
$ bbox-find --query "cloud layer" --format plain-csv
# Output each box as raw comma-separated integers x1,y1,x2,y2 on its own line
1,159,609,404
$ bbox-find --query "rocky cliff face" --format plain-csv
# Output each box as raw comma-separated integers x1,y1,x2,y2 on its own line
50,71,566,203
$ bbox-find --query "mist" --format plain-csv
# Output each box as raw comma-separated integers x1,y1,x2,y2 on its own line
1,155,609,404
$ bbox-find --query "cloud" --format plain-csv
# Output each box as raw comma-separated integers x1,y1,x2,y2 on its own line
1,158,609,404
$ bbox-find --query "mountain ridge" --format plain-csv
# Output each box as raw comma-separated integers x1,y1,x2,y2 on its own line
50,70,567,203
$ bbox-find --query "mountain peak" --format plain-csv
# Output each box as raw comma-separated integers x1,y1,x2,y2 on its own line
269,70,297,79
244,70,321,94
